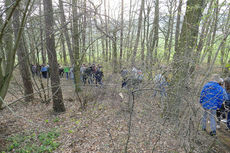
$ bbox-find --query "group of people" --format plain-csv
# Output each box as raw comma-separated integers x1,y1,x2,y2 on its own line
200,74,230,136
80,64,104,86
58,65,74,80
31,64,50,78
121,67,144,89
31,63,104,86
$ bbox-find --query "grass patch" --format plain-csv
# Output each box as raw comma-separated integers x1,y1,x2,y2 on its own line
6,129,60,153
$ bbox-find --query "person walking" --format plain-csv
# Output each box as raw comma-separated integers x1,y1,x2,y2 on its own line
41,64,48,78
64,66,70,80
200,74,227,136
224,77,230,130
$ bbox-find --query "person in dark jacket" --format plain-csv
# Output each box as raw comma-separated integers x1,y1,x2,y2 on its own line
224,77,230,130
95,66,103,85
83,66,94,85
41,64,48,78
200,74,228,136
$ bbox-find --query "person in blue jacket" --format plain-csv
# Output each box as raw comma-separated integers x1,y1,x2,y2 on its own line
200,74,227,136
224,77,230,130
41,64,48,78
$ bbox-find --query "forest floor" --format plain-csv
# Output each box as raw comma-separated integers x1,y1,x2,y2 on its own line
1,71,230,152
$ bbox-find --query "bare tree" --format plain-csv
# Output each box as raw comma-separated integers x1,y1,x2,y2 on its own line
59,0,74,65
169,0,204,116
131,0,144,66
0,0,30,109
119,0,124,68
72,0,81,92
13,2,34,102
43,0,65,112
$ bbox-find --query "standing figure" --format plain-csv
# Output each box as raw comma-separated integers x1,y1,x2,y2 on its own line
41,64,48,78
95,66,104,86
80,64,86,82
64,66,70,80
69,66,74,80
31,65,37,77
200,74,227,136
224,77,230,130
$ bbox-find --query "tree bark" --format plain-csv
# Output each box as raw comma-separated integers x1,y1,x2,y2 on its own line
39,0,46,64
131,0,144,66
119,0,124,69
72,0,81,92
13,3,34,102
169,0,204,117
112,31,118,73
174,0,182,53
43,0,65,112
59,0,74,65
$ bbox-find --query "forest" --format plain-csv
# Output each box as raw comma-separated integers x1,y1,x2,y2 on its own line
0,0,230,152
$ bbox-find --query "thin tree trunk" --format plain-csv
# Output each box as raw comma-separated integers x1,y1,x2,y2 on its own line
195,1,213,63
112,31,118,73
59,0,74,65
141,11,146,67
61,33,67,65
72,0,81,92
207,0,219,64
126,0,133,62
152,0,159,64
43,0,65,112
0,0,30,108
119,0,124,69
39,0,46,64
131,0,144,66
174,0,182,53
104,0,109,62
164,0,173,61
13,3,34,102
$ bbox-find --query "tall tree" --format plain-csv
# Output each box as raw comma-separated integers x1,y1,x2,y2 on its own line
131,0,144,66
207,0,219,64
43,0,65,112
119,0,124,68
13,2,34,102
39,0,46,64
152,0,159,63
174,0,182,53
169,0,204,116
0,0,29,108
112,30,118,73
104,0,109,62
72,0,81,92
59,0,74,65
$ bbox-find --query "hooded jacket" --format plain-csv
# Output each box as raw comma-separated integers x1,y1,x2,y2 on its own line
200,81,227,110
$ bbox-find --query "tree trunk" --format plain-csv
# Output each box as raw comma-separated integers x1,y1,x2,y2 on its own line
61,33,67,65
59,0,74,65
119,0,124,69
169,0,204,117
207,0,219,64
43,0,65,112
39,0,46,64
126,0,133,62
164,0,173,61
152,0,159,64
141,9,146,67
131,0,144,66
104,0,109,62
13,3,34,102
112,31,118,73
174,0,182,53
72,0,81,92
0,0,30,108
